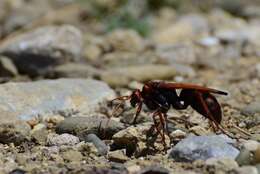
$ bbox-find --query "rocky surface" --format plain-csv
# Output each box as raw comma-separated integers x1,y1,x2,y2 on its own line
56,115,125,139
0,78,115,121
0,0,259,173
0,25,83,75
169,135,239,162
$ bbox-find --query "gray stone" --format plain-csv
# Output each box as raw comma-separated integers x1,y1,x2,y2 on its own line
156,42,196,65
47,133,79,146
242,6,260,19
84,134,108,156
56,116,125,139
0,25,82,75
2,1,51,35
234,166,258,174
256,164,260,174
169,135,239,162
241,101,260,116
0,79,115,121
153,14,209,44
236,148,253,166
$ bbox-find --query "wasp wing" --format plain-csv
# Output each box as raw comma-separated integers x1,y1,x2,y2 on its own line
156,82,228,95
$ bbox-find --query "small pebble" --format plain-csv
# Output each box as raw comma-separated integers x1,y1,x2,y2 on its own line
84,134,108,156
108,150,128,163
47,133,79,146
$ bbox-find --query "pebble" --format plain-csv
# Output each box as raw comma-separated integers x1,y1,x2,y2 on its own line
169,129,187,140
242,140,260,151
56,116,125,139
61,149,83,162
76,142,99,156
112,123,170,156
153,14,209,44
108,150,128,163
256,164,260,174
236,148,253,166
138,165,170,174
0,116,30,145
205,157,238,171
0,25,83,75
48,63,100,78
84,44,102,61
105,29,144,52
156,42,196,65
126,165,141,174
241,101,260,116
189,126,209,136
47,133,79,146
30,123,48,144
0,56,18,77
233,166,258,174
169,135,239,162
84,134,108,156
100,64,177,87
0,79,115,121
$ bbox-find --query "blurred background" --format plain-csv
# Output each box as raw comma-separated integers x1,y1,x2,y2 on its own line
0,0,260,90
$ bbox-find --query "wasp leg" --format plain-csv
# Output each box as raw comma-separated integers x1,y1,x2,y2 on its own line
132,102,143,125
194,91,235,139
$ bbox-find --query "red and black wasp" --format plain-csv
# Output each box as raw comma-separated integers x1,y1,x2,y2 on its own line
111,81,231,145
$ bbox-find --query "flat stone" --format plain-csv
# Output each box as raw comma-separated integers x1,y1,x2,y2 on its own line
108,150,128,163
169,135,239,162
56,116,125,139
0,79,115,121
100,64,177,87
0,25,82,75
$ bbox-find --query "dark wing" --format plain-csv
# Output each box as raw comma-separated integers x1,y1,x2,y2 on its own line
155,82,228,95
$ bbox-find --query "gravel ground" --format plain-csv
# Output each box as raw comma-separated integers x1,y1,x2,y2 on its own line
0,0,260,174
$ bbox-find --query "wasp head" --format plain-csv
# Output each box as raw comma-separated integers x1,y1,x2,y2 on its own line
130,90,142,107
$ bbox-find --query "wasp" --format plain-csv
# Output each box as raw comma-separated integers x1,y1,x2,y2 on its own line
111,81,247,146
